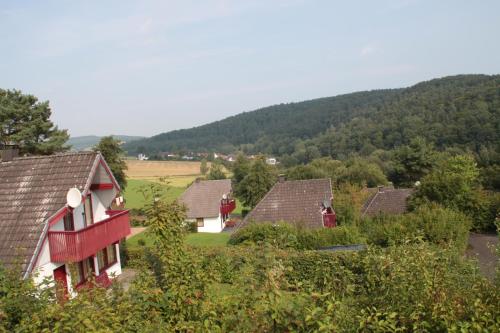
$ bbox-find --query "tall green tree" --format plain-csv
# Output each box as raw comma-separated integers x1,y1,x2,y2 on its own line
391,137,436,187
207,160,226,180
93,136,128,189
0,89,69,155
231,153,251,194
237,157,276,208
409,154,498,230
200,158,208,175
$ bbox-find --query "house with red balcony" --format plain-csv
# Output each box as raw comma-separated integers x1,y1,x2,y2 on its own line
179,179,235,233
0,150,130,296
236,178,335,230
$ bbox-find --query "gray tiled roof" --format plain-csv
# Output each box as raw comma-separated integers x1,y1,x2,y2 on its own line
239,178,333,230
179,179,232,218
361,187,413,217
0,152,99,273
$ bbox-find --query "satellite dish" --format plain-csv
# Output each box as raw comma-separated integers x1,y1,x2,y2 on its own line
222,194,227,200
66,187,82,208
322,199,331,209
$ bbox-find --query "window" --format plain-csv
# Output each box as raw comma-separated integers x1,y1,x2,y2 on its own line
97,250,107,271
63,210,74,231
96,244,118,271
75,257,94,285
196,218,204,227
83,194,93,227
106,244,117,265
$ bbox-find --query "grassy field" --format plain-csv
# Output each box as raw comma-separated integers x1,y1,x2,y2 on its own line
127,229,230,249
124,160,236,211
126,160,205,179
124,179,185,210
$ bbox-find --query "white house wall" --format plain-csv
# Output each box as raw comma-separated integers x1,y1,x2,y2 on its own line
198,215,225,233
32,238,77,296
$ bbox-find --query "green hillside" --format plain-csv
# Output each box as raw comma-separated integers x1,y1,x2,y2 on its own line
123,75,500,160
69,135,144,151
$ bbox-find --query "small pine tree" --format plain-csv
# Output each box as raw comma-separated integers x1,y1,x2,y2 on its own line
200,158,208,175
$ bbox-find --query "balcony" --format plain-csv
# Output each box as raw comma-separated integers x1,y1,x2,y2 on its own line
220,199,236,216
48,210,131,262
323,213,336,228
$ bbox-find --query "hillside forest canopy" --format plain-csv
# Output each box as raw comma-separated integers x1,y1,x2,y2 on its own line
124,74,500,163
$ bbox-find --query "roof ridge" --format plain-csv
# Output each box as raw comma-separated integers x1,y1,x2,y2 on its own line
12,151,97,161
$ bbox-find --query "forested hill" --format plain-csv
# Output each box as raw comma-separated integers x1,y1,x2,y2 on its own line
124,75,500,159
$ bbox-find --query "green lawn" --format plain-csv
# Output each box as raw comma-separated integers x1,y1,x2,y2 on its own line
127,229,230,250
232,198,247,216
185,232,230,247
124,179,185,210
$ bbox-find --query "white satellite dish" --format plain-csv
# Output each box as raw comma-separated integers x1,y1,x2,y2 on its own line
222,194,227,200
66,187,82,208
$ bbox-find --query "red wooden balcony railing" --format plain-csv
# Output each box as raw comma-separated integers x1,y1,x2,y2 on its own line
323,213,336,228
220,199,236,215
48,210,131,262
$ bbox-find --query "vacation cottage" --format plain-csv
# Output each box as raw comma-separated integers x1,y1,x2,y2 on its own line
237,178,336,230
179,179,235,233
0,150,130,296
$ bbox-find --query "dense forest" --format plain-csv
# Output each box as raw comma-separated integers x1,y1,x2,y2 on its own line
124,75,500,162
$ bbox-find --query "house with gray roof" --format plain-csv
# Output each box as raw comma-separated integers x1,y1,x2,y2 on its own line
0,149,130,297
237,178,335,230
179,179,235,233
361,186,413,217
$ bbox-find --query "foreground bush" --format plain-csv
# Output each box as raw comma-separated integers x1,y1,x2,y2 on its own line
359,204,471,252
229,223,365,249
1,240,498,332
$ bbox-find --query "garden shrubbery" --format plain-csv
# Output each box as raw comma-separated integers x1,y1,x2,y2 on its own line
360,204,471,252
229,223,365,249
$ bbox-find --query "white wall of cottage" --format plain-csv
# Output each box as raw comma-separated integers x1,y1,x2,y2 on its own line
197,214,225,233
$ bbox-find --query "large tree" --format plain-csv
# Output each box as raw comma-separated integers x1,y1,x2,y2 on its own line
0,89,69,154
237,157,276,208
390,137,436,187
93,136,128,189
231,153,251,193
206,160,226,180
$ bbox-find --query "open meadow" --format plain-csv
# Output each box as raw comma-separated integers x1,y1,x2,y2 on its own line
124,160,206,210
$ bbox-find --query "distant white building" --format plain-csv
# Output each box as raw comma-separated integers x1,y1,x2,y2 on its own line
138,153,149,161
266,157,277,165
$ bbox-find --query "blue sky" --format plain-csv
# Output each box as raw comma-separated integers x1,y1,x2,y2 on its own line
1,0,499,137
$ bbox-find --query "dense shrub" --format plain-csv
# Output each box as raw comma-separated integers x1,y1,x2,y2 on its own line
229,223,365,249
360,204,471,252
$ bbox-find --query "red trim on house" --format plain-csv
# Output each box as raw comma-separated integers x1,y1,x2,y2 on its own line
98,159,120,192
90,183,114,190
49,207,69,226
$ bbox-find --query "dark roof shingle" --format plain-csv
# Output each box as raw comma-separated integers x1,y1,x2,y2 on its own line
179,179,232,218
238,178,333,230
0,152,98,273
361,187,413,217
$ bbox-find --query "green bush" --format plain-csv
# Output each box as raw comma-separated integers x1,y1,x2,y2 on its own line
360,204,471,252
230,223,365,250
185,221,198,233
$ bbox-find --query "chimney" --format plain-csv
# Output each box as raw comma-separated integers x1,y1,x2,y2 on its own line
278,174,286,183
0,146,19,162
377,185,384,193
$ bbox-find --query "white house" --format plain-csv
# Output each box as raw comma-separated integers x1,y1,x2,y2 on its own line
266,157,277,165
179,179,235,233
0,150,130,298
